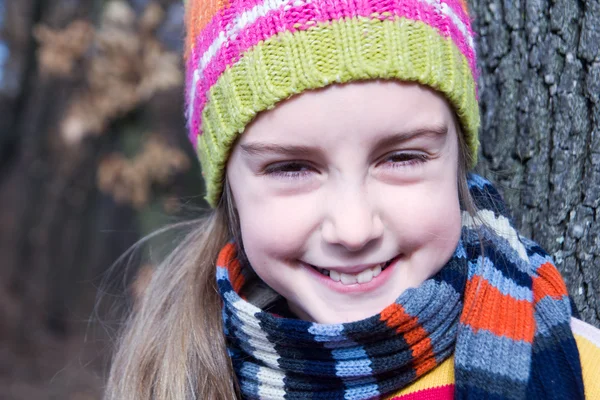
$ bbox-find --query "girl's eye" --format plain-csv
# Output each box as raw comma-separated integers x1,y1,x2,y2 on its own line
263,161,316,179
381,152,429,168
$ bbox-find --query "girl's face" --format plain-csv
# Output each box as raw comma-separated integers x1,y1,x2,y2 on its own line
227,81,462,324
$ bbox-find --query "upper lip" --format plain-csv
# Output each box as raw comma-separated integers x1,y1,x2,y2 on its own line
305,256,398,274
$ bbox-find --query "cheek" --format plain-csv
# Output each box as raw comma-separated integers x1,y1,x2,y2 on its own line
236,195,318,261
381,180,462,249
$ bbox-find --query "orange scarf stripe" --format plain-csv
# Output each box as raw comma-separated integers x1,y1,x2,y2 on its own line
381,303,437,377
461,275,535,343
216,242,247,296
229,258,245,294
413,353,438,378
532,262,569,304
216,242,236,266
380,303,420,332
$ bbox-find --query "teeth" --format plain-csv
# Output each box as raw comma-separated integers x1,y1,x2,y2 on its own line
340,273,357,285
356,268,374,284
372,265,382,277
315,262,389,285
329,270,341,282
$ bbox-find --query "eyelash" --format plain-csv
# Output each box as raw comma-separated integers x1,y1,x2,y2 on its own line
263,162,316,179
380,152,429,168
263,152,429,179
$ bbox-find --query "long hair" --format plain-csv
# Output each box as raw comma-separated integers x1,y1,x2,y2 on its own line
104,125,479,400
104,194,240,399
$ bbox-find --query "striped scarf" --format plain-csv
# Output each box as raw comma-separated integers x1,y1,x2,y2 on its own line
216,175,584,399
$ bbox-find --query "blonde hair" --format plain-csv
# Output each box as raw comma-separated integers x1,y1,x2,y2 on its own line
104,196,240,400
104,123,478,400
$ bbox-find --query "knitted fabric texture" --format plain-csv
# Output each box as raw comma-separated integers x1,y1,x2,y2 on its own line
185,0,481,207
216,175,584,399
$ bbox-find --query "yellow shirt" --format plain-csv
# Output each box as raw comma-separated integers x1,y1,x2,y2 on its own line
386,318,600,399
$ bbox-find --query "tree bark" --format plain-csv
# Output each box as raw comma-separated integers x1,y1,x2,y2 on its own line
468,0,600,327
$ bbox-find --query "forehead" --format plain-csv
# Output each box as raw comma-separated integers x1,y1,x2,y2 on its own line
239,81,456,146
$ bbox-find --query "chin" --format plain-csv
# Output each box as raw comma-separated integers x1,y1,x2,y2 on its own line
324,311,377,324
292,302,390,324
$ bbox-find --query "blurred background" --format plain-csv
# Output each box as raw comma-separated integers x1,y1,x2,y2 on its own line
0,0,206,398
0,0,598,399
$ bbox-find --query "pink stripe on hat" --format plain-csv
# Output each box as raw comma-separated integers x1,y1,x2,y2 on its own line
187,0,476,139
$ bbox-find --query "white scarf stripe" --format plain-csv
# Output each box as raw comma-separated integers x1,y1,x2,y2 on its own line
462,210,529,261
234,296,285,370
257,367,287,398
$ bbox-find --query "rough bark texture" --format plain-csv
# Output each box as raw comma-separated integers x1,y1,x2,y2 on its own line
468,0,600,327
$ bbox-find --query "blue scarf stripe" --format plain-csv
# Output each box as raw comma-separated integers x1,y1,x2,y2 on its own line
533,297,573,336
357,346,417,374
523,240,551,259
331,346,371,361
216,265,230,280
280,375,345,392
271,344,342,377
308,323,346,340
343,384,380,400
339,317,400,336
432,326,459,365
467,258,533,301
455,369,529,400
478,229,532,273
467,175,511,219
425,299,462,360
368,373,419,397
401,281,462,324
527,325,585,398
532,322,577,351
396,280,463,366
261,314,352,391
429,251,468,296
335,358,373,378
310,333,377,397
469,187,510,219
222,306,231,336
256,315,334,343
526,251,556,273
455,327,532,382
229,312,282,354
466,173,493,190
397,280,460,321
320,342,367,355
463,237,533,287
239,363,261,399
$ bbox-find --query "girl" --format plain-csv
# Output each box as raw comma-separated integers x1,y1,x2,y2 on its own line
105,0,600,399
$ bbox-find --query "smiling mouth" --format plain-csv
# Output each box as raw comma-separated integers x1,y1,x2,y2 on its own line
309,257,396,285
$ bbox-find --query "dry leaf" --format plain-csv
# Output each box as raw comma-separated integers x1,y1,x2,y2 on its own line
60,2,182,144
34,20,94,77
97,136,190,208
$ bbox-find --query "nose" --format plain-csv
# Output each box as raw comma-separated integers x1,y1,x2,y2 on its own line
321,185,384,252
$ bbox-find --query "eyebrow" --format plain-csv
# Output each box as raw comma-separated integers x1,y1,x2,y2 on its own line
371,125,448,154
240,142,317,157
240,125,448,157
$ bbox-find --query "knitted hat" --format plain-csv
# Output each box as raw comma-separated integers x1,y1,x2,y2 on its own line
185,0,480,207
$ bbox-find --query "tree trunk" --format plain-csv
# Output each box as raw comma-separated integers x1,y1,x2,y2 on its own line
468,0,600,327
